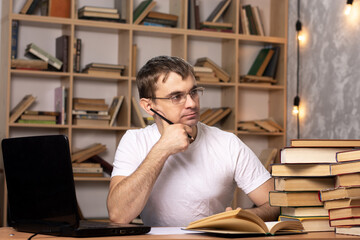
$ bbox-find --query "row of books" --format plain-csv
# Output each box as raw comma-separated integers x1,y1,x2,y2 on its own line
20,0,70,18
73,96,124,127
237,119,283,133
194,57,230,82
71,143,113,177
269,139,360,234
240,46,280,84
239,4,265,36
199,107,232,126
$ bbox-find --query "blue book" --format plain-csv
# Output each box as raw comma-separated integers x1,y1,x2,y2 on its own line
11,20,19,59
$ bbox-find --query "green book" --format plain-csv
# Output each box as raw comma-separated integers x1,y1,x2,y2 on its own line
18,119,57,124
247,48,270,75
25,43,63,70
133,0,152,23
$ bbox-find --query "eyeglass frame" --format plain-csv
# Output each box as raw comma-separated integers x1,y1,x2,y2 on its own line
148,86,205,105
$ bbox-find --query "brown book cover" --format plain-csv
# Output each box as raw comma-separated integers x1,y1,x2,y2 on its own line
206,108,231,126
73,102,108,111
147,11,178,21
56,35,69,72
72,143,107,163
269,191,323,207
271,163,332,177
48,0,70,18
73,98,105,105
9,95,36,123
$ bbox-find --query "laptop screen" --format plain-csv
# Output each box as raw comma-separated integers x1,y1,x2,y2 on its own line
2,135,80,232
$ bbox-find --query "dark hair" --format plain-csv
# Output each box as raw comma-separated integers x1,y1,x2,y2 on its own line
136,56,195,99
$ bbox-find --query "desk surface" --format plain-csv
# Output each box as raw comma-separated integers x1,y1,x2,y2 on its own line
0,227,359,240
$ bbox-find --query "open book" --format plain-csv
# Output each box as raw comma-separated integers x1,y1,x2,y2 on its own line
184,209,304,235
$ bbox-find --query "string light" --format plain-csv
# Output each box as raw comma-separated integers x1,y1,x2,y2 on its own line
345,0,354,15
294,0,302,139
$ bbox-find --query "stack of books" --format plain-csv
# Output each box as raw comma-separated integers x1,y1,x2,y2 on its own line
18,110,59,125
319,148,360,236
195,57,230,82
78,6,124,22
72,162,104,178
25,43,63,71
11,59,48,71
237,119,283,133
271,139,360,232
241,46,280,84
82,62,125,78
143,11,178,28
193,66,219,82
133,0,157,25
9,94,36,123
200,0,233,33
73,98,110,126
200,107,231,126
239,4,265,36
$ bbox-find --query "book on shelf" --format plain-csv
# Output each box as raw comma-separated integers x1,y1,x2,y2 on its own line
195,57,230,82
336,149,360,162
73,172,103,177
205,0,231,23
133,0,157,25
24,110,60,116
11,20,19,59
78,10,120,20
73,100,109,112
269,191,323,207
329,207,360,220
237,119,283,133
78,6,118,14
247,48,273,76
72,109,108,115
71,143,107,163
271,163,332,177
20,113,57,121
85,62,126,70
242,5,258,35
281,207,329,217
131,97,146,128
239,6,249,35
74,114,111,120
108,96,125,126
73,118,110,126
252,6,265,36
55,35,69,72
279,216,334,232
291,139,360,148
336,172,360,187
323,197,360,210
263,46,280,79
336,226,360,236
239,75,277,84
146,11,178,25
142,18,177,28
73,98,105,105
20,0,41,15
9,94,36,123
11,59,47,70
320,187,360,202
25,43,63,70
331,160,360,175
205,108,232,126
17,119,56,124
201,108,224,125
54,86,67,124
274,177,335,192
72,164,103,174
280,147,349,164
88,155,113,176
188,0,200,30
73,38,81,72
48,0,70,18
200,21,233,29
184,208,304,235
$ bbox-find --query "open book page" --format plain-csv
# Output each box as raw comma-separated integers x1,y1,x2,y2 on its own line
265,221,304,235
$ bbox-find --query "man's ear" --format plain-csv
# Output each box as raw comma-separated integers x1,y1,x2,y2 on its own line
139,98,154,116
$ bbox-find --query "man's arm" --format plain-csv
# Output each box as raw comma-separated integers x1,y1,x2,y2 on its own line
246,178,280,221
107,124,192,224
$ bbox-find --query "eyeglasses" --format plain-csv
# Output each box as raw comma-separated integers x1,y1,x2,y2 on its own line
151,87,205,105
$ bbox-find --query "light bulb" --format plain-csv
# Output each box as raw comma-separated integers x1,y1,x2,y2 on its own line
292,106,299,115
345,4,352,15
298,34,305,41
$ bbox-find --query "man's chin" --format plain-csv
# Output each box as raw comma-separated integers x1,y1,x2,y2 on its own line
183,119,199,127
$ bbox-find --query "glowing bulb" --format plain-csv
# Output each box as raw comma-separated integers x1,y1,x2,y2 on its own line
298,34,305,41
292,106,299,115
345,4,352,15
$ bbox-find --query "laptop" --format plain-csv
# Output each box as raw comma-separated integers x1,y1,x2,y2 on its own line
1,135,151,237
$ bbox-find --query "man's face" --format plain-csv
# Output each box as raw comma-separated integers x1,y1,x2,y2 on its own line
152,72,200,127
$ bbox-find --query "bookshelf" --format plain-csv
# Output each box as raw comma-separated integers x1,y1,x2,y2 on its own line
0,0,288,225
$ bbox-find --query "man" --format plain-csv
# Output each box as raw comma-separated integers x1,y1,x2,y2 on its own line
107,56,279,227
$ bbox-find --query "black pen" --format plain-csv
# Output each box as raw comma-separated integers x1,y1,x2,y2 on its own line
150,108,194,141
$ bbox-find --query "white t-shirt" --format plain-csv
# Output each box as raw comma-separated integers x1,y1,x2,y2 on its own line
112,122,271,227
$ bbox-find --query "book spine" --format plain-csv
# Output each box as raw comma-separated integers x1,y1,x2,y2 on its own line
27,0,41,14
74,38,81,72
11,20,19,59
